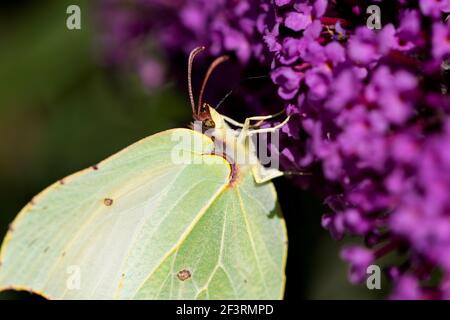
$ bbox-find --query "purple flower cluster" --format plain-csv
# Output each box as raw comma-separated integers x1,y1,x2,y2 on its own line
98,0,450,299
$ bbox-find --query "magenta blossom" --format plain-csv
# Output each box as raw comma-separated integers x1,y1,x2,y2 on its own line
98,0,450,299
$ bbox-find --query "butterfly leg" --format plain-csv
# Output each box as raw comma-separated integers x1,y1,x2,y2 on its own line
223,110,285,128
253,166,312,184
222,115,246,127
246,110,286,128
283,171,312,177
237,111,287,143
252,165,284,184
247,115,291,136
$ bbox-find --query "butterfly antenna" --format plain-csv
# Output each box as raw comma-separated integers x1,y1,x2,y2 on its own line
216,90,234,110
197,55,229,115
188,46,205,115
216,74,269,110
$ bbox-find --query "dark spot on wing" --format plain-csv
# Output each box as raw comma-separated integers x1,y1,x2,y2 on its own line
62,252,66,257
59,179,65,185
104,198,113,206
92,165,99,170
244,279,247,284
177,269,191,281
44,247,49,253
8,223,14,232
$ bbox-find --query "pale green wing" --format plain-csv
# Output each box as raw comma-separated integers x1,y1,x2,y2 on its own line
0,129,229,299
134,173,287,300
0,128,287,300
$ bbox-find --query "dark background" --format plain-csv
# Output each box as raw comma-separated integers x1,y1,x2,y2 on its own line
0,0,384,299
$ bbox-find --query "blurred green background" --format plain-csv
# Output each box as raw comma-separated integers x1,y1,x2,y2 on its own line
0,0,384,299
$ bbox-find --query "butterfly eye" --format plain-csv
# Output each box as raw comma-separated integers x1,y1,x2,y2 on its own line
204,119,215,129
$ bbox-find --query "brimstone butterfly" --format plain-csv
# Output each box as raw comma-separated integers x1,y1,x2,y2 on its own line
0,47,291,300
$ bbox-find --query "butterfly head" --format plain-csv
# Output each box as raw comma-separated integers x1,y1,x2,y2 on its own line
187,46,229,131
194,102,216,130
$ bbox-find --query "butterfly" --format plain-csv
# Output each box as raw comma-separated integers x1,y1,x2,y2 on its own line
0,47,292,300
